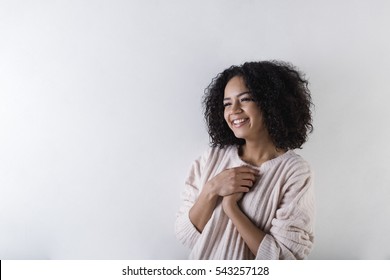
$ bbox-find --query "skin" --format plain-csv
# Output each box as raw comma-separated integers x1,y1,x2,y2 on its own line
189,75,285,256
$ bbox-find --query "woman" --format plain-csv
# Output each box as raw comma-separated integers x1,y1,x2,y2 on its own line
175,60,315,259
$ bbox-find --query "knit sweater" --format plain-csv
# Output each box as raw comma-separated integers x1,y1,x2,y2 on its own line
175,145,315,260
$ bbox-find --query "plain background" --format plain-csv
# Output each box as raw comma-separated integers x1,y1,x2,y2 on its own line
1,0,389,259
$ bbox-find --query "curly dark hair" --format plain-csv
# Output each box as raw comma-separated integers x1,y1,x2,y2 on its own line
203,60,313,150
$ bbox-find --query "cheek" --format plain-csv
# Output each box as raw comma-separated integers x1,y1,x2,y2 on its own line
249,107,264,126
223,110,229,124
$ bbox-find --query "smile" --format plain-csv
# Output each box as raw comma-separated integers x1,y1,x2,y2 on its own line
231,118,249,128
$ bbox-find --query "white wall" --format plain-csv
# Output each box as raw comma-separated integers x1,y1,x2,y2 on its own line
1,0,389,259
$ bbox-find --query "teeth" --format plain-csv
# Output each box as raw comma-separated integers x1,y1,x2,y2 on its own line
233,118,247,125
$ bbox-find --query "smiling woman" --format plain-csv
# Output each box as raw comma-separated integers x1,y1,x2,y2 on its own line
175,60,315,260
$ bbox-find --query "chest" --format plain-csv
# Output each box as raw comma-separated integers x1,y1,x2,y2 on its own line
239,174,285,229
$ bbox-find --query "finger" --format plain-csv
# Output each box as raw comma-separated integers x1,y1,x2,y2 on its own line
240,179,254,187
239,173,257,182
237,186,250,193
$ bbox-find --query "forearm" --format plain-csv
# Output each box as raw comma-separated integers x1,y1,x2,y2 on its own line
224,203,266,256
189,185,218,233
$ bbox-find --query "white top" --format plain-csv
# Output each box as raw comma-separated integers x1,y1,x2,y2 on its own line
175,145,315,259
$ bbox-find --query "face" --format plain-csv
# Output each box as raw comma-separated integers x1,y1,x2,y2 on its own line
223,76,266,142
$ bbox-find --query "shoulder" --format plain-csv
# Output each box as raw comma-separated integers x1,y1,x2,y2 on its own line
198,145,236,160
282,150,312,178
285,151,310,168
195,145,237,170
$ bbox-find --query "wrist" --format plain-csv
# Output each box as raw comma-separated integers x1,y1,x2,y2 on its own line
222,197,239,215
203,181,218,200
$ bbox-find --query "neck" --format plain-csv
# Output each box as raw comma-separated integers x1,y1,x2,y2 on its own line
239,139,285,166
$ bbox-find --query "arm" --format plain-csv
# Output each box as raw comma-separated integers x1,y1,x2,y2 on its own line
188,182,218,233
222,194,266,256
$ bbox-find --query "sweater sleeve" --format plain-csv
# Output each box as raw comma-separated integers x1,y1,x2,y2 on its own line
174,150,209,249
256,160,315,260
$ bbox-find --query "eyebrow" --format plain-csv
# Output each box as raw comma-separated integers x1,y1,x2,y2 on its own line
223,91,251,101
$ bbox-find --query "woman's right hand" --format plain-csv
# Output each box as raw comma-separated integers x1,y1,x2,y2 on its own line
205,166,259,198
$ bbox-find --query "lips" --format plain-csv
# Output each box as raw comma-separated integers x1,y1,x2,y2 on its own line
231,118,249,128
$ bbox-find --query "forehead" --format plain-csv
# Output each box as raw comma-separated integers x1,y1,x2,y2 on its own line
224,76,249,98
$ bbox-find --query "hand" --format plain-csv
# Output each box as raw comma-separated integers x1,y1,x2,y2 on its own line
205,166,259,198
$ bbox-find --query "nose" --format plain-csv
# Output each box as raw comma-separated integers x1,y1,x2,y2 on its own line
228,102,243,115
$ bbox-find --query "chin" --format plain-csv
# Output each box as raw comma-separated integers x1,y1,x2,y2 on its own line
233,133,247,140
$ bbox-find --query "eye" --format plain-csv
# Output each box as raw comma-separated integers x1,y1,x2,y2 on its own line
240,97,254,102
223,102,231,108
